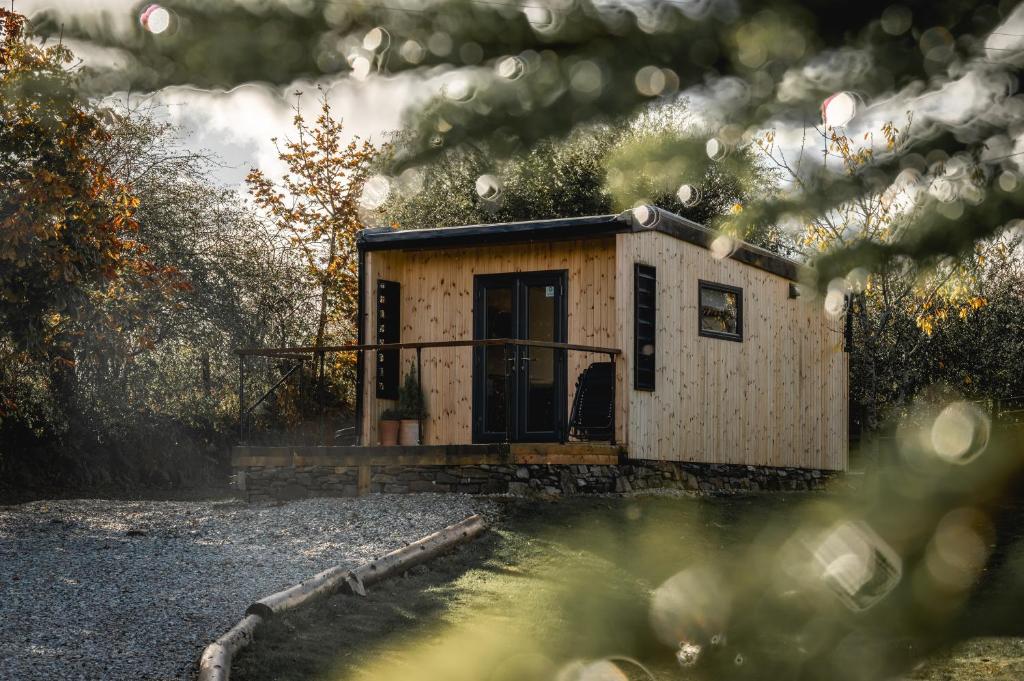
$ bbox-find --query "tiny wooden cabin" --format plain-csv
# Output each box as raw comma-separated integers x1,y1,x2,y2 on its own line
356,206,848,471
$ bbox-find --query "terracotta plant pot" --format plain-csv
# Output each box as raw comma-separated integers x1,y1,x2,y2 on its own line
378,419,400,446
399,419,420,446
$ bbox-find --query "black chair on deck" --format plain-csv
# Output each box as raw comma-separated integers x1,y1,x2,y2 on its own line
568,361,615,441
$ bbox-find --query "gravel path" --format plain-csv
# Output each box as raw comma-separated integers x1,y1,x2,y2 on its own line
0,495,497,681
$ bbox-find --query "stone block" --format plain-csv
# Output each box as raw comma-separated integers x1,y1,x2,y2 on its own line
481,479,508,494
508,481,530,495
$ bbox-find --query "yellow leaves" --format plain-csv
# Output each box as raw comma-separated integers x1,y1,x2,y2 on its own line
916,315,934,336
881,121,899,151
729,203,744,215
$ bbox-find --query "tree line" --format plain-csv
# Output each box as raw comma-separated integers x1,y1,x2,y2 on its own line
2,8,1022,495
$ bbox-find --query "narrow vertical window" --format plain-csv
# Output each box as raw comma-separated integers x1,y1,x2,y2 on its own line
634,264,656,391
376,279,400,399
698,280,743,342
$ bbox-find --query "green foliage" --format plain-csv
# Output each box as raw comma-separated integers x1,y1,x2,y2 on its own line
397,366,427,420
0,10,180,396
380,106,779,248
247,93,376,410
0,13,320,489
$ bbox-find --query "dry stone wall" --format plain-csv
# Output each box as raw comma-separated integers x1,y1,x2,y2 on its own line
239,460,838,502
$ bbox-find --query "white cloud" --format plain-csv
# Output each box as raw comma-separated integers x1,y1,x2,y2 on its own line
22,0,430,190
131,73,427,191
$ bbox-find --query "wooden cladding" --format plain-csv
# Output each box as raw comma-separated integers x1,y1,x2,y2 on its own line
633,264,656,391
618,230,848,471
376,279,400,399
359,229,845,471
361,238,622,447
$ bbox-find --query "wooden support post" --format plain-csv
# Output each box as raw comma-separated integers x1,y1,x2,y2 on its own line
559,345,567,445
416,346,423,445
503,343,512,445
608,352,616,445
357,464,371,496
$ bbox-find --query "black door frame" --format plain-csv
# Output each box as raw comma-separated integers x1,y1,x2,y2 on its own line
472,270,568,443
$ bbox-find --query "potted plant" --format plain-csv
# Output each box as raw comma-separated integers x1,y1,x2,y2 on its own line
378,408,401,446
397,367,427,446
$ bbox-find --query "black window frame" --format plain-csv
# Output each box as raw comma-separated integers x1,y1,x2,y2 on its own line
375,279,401,399
697,280,743,342
633,264,656,391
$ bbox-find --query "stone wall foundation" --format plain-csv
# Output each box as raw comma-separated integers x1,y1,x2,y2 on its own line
239,460,839,502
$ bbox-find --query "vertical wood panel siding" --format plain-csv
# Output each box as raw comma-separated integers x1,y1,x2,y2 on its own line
360,238,621,446
616,231,848,471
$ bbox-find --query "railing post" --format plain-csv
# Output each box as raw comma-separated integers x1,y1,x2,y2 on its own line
238,354,245,444
608,352,617,445
559,344,567,445
416,346,423,446
503,342,512,445
318,350,327,445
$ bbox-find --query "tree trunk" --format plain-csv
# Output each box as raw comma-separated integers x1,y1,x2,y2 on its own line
47,339,79,425
200,350,211,396
312,230,338,388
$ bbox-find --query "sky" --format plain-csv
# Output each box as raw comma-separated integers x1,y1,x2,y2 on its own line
17,0,1024,205
17,0,427,191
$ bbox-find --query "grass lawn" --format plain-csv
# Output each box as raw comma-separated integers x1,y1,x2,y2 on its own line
231,493,1024,681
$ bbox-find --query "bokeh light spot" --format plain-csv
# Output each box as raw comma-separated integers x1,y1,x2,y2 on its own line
930,402,990,464
140,4,171,34
821,92,858,127
360,175,391,210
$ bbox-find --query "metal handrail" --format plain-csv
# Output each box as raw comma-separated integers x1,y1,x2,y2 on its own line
244,362,303,417
236,338,622,357
237,338,621,447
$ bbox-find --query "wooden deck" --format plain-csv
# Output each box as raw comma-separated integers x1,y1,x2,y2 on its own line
232,442,624,468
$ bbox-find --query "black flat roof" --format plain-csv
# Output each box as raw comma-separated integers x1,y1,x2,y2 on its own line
357,207,804,282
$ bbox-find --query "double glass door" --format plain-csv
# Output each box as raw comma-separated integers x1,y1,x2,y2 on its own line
473,271,567,442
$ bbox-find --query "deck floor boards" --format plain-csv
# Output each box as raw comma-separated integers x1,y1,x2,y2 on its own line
233,443,623,468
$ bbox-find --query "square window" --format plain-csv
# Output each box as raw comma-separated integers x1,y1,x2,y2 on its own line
698,281,742,341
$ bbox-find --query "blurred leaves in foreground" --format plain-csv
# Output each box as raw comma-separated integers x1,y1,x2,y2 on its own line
311,400,1024,681
34,0,1024,288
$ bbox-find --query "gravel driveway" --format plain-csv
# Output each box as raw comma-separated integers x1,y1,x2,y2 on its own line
0,495,496,681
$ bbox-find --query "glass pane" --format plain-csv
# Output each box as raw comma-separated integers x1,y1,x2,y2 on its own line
483,287,513,433
525,284,556,433
700,286,739,335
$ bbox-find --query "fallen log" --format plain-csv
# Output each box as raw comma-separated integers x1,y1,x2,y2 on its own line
197,513,487,681
350,513,487,589
246,514,486,618
197,614,262,681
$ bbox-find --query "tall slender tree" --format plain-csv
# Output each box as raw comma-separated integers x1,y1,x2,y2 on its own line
247,93,376,386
